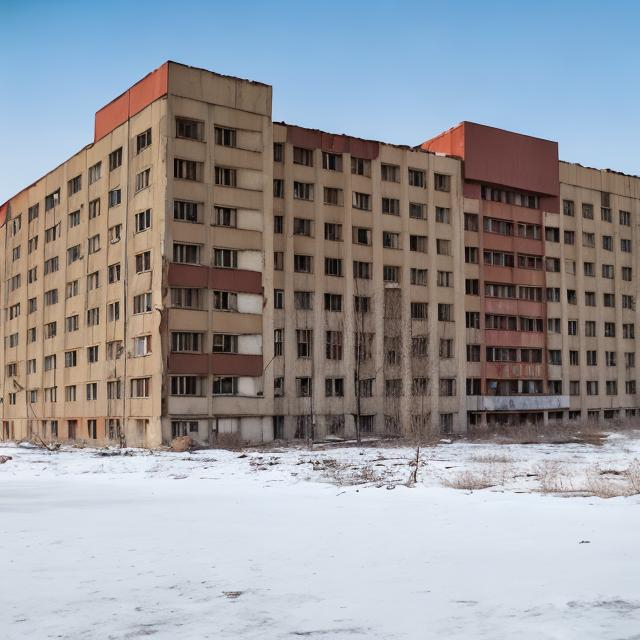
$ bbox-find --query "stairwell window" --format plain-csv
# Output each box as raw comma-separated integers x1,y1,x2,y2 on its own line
133,292,152,314
89,198,100,218
135,251,151,273
88,162,101,184
107,301,120,322
135,209,152,232
44,256,59,274
109,224,122,243
68,210,80,228
68,174,82,197
108,188,121,208
108,263,121,283
87,273,100,294
136,128,152,153
86,308,99,326
107,380,123,399
135,168,150,192
45,223,61,243
109,147,122,171
88,234,101,254
45,189,60,211
296,330,312,358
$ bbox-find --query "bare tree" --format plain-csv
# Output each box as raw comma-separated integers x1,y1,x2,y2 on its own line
406,317,434,485
383,287,403,438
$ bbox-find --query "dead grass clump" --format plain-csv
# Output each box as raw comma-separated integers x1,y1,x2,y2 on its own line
214,432,244,450
470,452,513,464
626,459,640,494
323,461,390,486
470,420,607,446
536,461,572,493
443,469,494,490
583,467,630,498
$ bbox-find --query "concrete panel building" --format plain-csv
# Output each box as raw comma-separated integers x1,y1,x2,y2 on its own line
1,62,638,446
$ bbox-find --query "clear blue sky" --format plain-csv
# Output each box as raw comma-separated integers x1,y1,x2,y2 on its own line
1,0,639,203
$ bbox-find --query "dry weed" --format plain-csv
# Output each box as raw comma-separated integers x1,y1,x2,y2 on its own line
626,459,640,494
443,467,496,490
583,466,632,498
470,452,513,464
536,461,572,493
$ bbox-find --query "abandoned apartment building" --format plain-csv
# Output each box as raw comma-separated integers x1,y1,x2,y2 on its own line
0,61,639,446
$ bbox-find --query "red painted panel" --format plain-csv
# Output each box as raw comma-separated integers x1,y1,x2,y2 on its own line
168,353,210,375
484,330,546,348
483,298,545,317
481,200,542,224
484,265,545,287
167,352,264,377
286,125,379,159
485,362,544,379
422,122,559,196
0,202,8,227
421,123,465,159
168,263,209,288
209,268,262,294
483,233,543,256
94,62,169,142
210,353,262,376
167,264,262,294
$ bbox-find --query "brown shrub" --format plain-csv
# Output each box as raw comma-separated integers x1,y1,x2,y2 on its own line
214,432,244,450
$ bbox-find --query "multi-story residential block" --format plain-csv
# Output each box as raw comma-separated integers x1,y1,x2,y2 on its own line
0,62,638,446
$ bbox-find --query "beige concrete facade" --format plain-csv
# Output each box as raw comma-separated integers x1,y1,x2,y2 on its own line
0,62,638,446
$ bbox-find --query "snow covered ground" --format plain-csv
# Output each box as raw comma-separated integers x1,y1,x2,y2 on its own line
1,433,640,639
